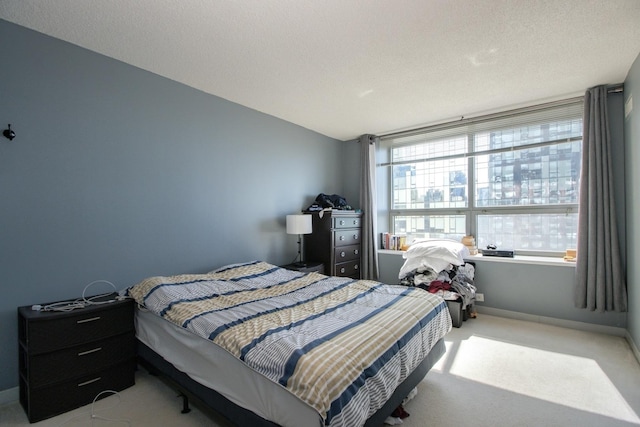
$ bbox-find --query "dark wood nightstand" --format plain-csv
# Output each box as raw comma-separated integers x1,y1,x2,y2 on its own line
281,261,325,274
18,294,136,422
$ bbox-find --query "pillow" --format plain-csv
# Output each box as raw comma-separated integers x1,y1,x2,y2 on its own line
398,239,470,279
403,239,470,264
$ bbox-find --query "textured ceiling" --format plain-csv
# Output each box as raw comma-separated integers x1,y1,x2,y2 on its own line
2,0,640,141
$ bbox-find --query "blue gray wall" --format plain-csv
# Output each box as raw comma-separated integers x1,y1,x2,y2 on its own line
0,20,349,391
625,52,640,353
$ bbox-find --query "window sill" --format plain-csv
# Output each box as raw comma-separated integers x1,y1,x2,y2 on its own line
378,249,576,267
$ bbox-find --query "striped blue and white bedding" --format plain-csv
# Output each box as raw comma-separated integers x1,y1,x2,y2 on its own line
128,261,451,427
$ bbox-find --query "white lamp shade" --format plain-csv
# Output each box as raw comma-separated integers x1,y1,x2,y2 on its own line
286,214,312,235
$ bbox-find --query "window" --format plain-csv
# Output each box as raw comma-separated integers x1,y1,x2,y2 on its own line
381,98,583,256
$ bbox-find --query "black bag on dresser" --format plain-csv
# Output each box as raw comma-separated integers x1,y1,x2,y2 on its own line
308,193,352,211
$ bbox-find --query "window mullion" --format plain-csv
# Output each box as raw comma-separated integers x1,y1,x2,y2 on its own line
467,132,474,239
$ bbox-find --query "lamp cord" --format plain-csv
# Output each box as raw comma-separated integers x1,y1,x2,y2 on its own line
290,234,303,264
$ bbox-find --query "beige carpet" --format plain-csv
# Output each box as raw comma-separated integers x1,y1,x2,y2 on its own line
2,314,639,427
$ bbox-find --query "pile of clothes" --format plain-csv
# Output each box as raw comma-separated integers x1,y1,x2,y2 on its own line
400,262,477,311
398,239,477,316
384,387,418,425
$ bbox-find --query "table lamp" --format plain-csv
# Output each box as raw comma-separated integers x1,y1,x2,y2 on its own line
286,214,312,266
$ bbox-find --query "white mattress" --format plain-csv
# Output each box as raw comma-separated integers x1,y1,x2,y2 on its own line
135,307,322,427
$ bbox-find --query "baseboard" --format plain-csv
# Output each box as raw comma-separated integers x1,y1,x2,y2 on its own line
476,306,627,337
626,330,640,366
0,386,18,406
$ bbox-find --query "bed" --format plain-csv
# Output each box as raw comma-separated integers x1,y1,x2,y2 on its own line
128,261,451,427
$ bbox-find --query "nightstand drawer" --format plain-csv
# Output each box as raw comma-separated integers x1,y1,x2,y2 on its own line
335,230,360,247
23,331,135,388
20,359,136,423
334,245,360,262
22,302,134,354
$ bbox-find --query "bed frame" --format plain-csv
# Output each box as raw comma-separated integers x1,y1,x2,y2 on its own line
137,338,446,427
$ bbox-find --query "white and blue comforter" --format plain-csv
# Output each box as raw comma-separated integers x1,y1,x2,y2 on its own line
128,261,451,427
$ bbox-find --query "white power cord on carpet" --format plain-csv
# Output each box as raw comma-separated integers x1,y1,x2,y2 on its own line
56,390,131,426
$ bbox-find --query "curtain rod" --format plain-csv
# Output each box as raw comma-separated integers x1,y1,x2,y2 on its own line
375,85,622,141
379,96,584,140
607,84,624,93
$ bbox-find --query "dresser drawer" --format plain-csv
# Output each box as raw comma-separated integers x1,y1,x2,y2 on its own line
335,260,360,278
22,302,134,354
335,229,360,247
334,244,360,262
20,358,136,423
333,216,360,229
23,331,135,388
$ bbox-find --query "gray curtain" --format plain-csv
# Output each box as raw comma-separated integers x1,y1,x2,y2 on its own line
359,134,379,280
575,85,627,312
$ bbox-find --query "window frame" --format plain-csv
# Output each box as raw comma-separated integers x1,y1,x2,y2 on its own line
379,98,584,257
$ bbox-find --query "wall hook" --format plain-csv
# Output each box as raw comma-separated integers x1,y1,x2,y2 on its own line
3,124,16,141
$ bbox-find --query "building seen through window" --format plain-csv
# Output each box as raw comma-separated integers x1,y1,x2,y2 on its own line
384,100,583,255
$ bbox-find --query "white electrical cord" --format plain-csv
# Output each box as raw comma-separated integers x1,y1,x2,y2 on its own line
90,390,132,426
33,280,123,312
56,390,131,426
82,280,118,305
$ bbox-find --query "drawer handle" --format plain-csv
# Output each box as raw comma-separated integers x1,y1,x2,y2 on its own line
78,347,102,356
78,377,101,387
354,264,359,270
354,249,359,255
340,220,345,225
340,268,346,274
339,236,345,241
353,220,359,225
77,316,101,324
340,251,346,258
353,234,359,240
